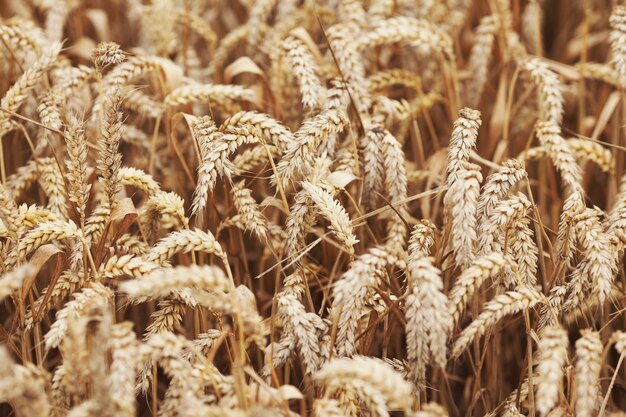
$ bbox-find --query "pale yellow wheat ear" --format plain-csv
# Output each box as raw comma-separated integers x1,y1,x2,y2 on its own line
7,220,80,268
477,158,527,227
120,264,232,301
535,325,569,416
447,161,482,269
0,263,36,302
331,245,398,357
276,292,330,375
465,15,498,108
97,89,124,211
63,115,91,226
534,122,582,194
519,57,564,126
562,208,617,313
446,108,481,188
44,282,114,351
452,286,544,358
404,256,452,391
281,33,324,112
447,252,512,326
300,180,358,254
574,329,603,417
314,356,414,414
275,108,350,185
408,219,437,260
326,22,370,118
0,41,61,137
164,82,256,111
610,5,626,86
0,346,51,417
219,180,270,242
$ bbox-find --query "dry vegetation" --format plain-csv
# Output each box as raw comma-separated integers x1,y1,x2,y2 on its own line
3,0,626,416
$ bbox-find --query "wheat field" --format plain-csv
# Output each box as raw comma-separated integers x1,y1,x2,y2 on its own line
1,1,626,416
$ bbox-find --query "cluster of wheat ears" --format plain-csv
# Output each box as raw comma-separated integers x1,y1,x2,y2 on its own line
3,0,626,416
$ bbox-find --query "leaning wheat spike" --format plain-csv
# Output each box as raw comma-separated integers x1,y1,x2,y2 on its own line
0,182,20,240
123,89,164,119
452,286,544,358
610,6,626,87
508,211,539,287
465,15,498,108
97,90,124,208
535,122,582,194
554,190,584,269
315,355,414,412
367,69,423,93
477,158,526,228
284,187,317,259
191,123,263,217
356,17,454,61
566,139,614,172
577,62,620,87
139,332,206,411
276,108,350,184
0,41,61,137
39,65,94,131
326,22,370,117
572,208,617,304
0,346,50,417
179,10,217,52
232,144,276,172
0,22,41,60
408,219,437,262
0,263,36,302
63,116,91,225
301,181,358,254
535,325,568,416
538,285,566,331
519,58,564,126
107,322,141,417
446,108,481,186
522,1,542,54
221,111,295,153
8,220,80,267
188,114,219,217
361,127,385,209
563,208,618,311
479,192,532,260
405,256,452,390
520,140,614,173
38,158,68,217
145,228,229,273
229,180,269,241
281,35,324,112
142,190,188,242
332,245,397,357
448,162,482,269
120,264,231,301
611,331,626,356
448,252,510,325
44,282,113,350
119,166,161,197
278,292,329,374
381,129,409,210
574,329,603,417
164,82,256,109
